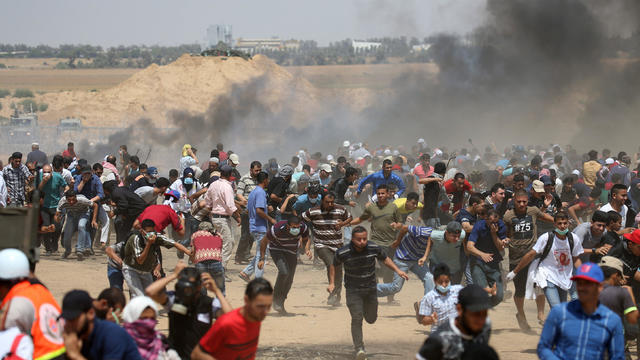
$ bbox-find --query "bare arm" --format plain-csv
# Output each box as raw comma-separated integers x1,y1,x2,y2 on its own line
467,241,494,264
136,237,155,265
383,257,409,280
256,207,276,225
567,204,582,225
104,247,123,267
145,262,187,305
512,249,538,274
191,345,215,360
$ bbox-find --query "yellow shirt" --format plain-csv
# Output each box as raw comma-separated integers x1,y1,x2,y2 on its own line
394,197,424,215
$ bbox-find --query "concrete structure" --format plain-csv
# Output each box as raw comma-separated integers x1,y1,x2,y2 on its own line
207,25,233,48
351,40,382,53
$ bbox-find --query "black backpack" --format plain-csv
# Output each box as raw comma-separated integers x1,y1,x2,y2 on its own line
537,231,574,263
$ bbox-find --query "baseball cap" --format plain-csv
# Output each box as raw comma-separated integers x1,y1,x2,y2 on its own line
571,262,604,283
209,157,219,164
343,140,350,147
540,175,553,186
531,180,545,193
59,290,93,320
147,167,158,178
623,229,640,245
320,164,332,173
446,221,462,233
229,153,239,165
80,166,92,174
599,256,624,276
605,157,615,165
219,164,233,173
458,284,492,311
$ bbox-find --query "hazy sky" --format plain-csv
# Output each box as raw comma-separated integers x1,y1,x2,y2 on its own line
1,0,486,47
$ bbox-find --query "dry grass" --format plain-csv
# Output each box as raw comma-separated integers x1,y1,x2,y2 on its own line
0,68,137,92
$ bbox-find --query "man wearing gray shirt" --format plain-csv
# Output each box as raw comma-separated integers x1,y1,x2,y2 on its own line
573,210,607,262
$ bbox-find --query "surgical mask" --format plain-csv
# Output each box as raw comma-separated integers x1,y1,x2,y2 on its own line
555,228,569,236
43,172,51,177
289,227,300,236
145,231,156,240
436,284,450,294
309,197,318,204
184,177,194,185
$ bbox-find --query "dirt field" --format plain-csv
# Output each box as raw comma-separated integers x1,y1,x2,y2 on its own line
36,243,541,360
0,60,434,93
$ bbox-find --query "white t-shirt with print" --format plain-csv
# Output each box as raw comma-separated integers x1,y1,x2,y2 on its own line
532,232,584,290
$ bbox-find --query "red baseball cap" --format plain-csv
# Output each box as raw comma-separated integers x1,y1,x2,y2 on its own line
623,229,640,245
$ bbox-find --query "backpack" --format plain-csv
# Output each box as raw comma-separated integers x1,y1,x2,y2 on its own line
537,231,574,263
4,333,26,360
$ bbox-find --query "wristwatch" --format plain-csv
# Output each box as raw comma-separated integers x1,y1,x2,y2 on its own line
592,247,596,253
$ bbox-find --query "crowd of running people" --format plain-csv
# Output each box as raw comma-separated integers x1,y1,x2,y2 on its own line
0,139,638,359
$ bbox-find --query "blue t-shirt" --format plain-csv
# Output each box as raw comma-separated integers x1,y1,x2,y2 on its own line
81,318,141,360
38,172,66,209
248,186,268,233
455,208,477,226
292,194,322,215
468,219,507,267
396,225,433,261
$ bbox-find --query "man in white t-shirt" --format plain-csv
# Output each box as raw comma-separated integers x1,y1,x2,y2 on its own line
507,211,584,308
600,184,629,226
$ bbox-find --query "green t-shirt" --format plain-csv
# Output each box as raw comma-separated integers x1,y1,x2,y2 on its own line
39,172,66,209
359,201,400,246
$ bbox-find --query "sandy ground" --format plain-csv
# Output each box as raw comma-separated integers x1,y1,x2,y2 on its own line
35,237,543,360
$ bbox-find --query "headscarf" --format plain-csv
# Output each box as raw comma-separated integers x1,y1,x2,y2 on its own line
181,144,192,157
122,297,165,360
182,167,195,192
278,164,294,177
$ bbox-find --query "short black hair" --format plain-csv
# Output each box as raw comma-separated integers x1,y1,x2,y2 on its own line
433,162,446,175
382,159,392,166
102,180,117,193
287,216,301,225
601,265,622,279
65,189,76,198
245,278,273,300
513,189,528,199
129,156,140,166
337,156,347,164
256,171,269,183
169,169,179,178
406,192,419,202
554,211,569,222
490,183,505,194
376,184,388,192
611,183,627,195
606,210,622,224
97,287,126,309
323,191,336,199
589,187,602,199
588,150,598,160
591,210,608,224
352,226,367,236
92,163,103,171
468,192,484,206
67,142,74,147
155,177,170,188
345,167,358,178
139,163,148,171
250,161,262,169
141,219,156,229
454,172,465,180
106,155,116,165
52,155,63,169
433,263,451,281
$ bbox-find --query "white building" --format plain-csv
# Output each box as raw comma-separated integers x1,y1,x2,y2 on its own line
351,40,382,53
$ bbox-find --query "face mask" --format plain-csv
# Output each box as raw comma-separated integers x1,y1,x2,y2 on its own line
289,227,300,236
555,228,569,236
436,284,450,294
43,172,51,177
184,177,194,185
145,231,156,240
309,197,318,204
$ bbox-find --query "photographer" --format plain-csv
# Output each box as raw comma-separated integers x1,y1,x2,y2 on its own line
145,261,231,359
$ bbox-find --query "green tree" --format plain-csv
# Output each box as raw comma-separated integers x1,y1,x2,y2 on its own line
13,88,34,98
0,89,10,98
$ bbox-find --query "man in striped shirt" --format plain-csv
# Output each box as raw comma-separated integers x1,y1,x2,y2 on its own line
376,223,435,298
257,217,310,314
302,192,352,306
328,226,408,360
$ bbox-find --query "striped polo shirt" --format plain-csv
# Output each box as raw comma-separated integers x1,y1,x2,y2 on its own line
334,242,387,291
267,220,309,255
302,205,350,250
396,226,433,261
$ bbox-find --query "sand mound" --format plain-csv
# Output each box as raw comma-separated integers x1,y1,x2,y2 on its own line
35,54,321,127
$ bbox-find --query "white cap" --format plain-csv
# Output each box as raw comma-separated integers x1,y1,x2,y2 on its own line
605,158,614,165
209,157,219,164
417,138,425,144
229,153,239,165
327,154,334,162
392,150,399,156
320,163,333,173
572,169,581,176
0,248,30,280
434,149,443,156
383,149,392,155
343,141,350,147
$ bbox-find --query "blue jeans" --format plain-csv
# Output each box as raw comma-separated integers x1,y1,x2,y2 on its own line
196,260,225,295
376,257,434,297
63,211,91,253
544,282,568,308
107,265,124,290
471,261,503,307
242,232,268,278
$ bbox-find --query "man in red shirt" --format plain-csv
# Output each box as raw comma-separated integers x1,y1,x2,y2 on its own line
62,142,76,159
192,278,273,360
133,204,185,236
443,172,473,214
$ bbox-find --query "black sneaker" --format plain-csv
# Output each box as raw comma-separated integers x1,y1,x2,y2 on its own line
77,252,84,261
62,251,70,259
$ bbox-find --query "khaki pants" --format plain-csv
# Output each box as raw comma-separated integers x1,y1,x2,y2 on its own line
211,217,233,267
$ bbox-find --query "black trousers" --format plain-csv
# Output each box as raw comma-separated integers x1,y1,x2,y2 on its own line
270,250,298,305
40,207,61,252
346,289,378,351
115,214,138,243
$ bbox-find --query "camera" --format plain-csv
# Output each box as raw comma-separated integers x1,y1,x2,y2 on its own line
170,267,201,315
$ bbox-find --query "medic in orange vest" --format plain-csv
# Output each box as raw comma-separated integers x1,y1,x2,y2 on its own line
0,249,65,360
